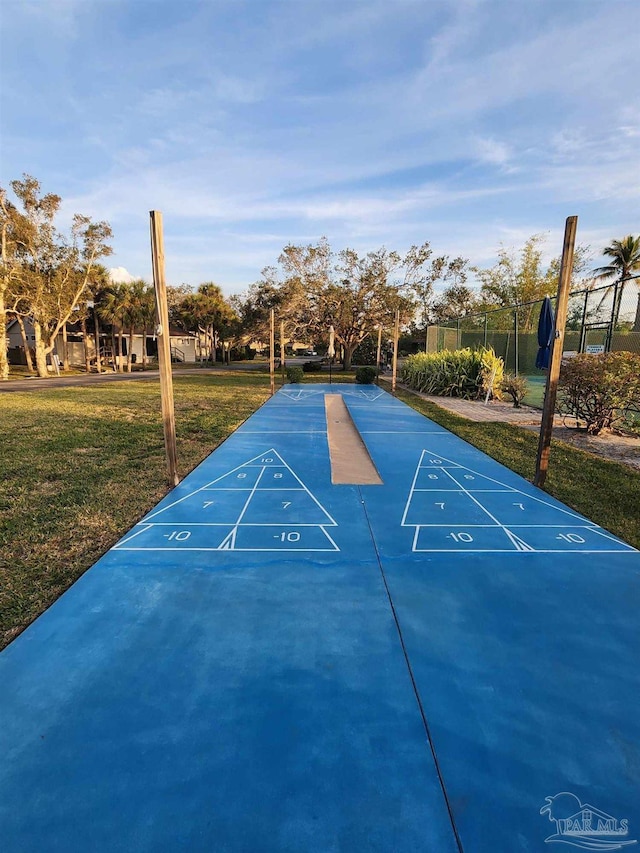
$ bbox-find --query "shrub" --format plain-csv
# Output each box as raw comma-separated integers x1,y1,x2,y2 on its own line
557,351,640,435
352,337,377,365
401,347,504,400
302,361,322,373
501,373,529,408
286,366,304,383
355,365,377,384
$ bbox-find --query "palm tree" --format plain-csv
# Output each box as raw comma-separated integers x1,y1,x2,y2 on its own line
593,235,640,330
98,283,129,372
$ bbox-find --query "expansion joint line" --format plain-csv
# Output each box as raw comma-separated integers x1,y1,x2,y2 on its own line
357,487,465,853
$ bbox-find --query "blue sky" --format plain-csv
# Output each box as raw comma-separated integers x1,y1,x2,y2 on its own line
1,0,639,295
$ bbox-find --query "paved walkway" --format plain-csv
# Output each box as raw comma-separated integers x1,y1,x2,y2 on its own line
390,381,640,472
385,379,545,425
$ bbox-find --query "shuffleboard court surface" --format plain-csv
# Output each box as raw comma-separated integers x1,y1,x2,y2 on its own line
1,384,638,852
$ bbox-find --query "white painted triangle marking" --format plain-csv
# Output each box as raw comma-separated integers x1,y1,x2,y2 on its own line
218,528,237,550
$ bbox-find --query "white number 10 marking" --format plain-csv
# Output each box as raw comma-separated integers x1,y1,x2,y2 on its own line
449,532,473,543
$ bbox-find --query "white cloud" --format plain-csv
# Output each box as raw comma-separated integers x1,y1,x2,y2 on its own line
109,267,137,284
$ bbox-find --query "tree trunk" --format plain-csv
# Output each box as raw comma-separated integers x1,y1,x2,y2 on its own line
80,316,91,372
15,315,34,372
94,310,101,374
127,326,135,372
62,324,69,371
342,343,358,370
33,321,49,378
0,292,8,381
632,289,640,333
118,329,124,372
142,326,148,368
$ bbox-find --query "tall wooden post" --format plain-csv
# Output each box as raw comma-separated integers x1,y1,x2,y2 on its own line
375,325,382,385
280,320,285,386
149,210,179,486
391,310,400,393
269,309,275,396
534,216,578,488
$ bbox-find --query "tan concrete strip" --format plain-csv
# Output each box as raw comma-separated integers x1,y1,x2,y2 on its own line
325,394,383,485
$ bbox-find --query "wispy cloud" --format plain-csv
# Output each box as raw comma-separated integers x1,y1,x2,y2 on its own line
2,0,638,292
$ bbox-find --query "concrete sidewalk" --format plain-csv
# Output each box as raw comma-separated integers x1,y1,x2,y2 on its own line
385,379,545,425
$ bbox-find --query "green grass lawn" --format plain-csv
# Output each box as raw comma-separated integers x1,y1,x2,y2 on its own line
0,374,271,649
2,373,639,650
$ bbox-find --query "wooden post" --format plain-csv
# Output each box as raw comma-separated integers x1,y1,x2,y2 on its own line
149,210,179,487
269,309,275,395
391,309,400,393
280,320,285,386
534,216,578,488
375,325,382,385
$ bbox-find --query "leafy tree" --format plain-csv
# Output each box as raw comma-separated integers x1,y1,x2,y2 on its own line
98,282,129,372
0,175,112,378
315,245,416,369
0,188,25,380
175,282,237,362
592,235,640,330
407,251,469,343
247,239,421,369
431,283,479,324
472,235,591,332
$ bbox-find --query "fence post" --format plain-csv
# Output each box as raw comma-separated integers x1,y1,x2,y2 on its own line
375,325,382,385
483,313,488,348
280,320,285,386
578,290,589,352
534,215,578,488
606,282,619,353
392,310,399,393
269,309,275,396
514,309,519,376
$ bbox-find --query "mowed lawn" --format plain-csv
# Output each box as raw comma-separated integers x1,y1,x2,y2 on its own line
2,372,640,650
0,374,271,649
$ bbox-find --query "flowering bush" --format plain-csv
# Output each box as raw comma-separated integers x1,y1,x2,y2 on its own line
557,352,640,434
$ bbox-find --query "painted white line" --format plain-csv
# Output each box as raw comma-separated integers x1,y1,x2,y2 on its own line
114,547,340,552
412,549,636,554
113,523,153,547
276,454,338,527
235,467,266,525
401,449,426,527
584,527,638,551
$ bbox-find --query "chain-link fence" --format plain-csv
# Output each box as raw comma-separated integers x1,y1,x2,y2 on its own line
427,280,640,375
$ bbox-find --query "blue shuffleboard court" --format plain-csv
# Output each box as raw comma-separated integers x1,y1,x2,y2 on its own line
1,384,639,852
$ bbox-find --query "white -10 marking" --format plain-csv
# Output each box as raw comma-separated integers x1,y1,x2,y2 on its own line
164,530,191,541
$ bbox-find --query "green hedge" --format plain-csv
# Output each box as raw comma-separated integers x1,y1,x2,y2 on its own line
286,366,304,383
355,366,377,384
401,347,504,399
